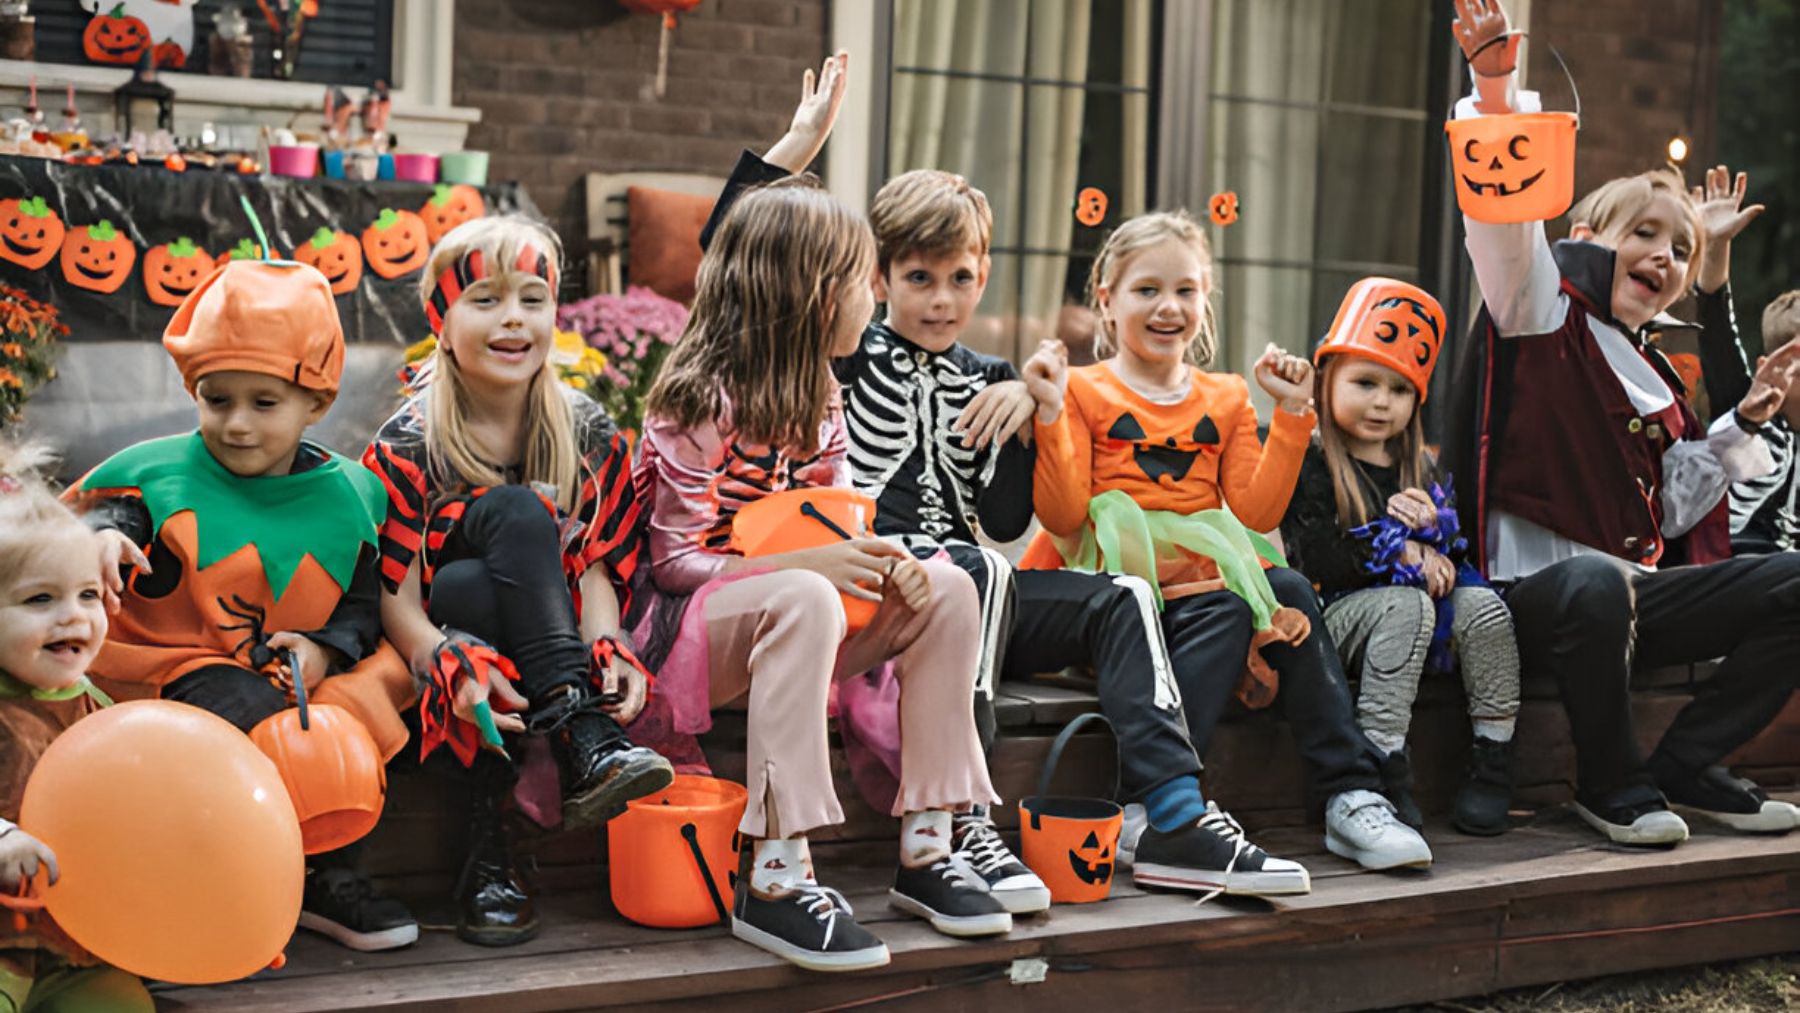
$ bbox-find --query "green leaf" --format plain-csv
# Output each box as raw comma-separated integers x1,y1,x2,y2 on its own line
429,184,452,207
373,208,401,231
231,238,258,259
309,227,337,249
19,197,49,218
88,220,117,241
107,2,128,18
167,236,197,258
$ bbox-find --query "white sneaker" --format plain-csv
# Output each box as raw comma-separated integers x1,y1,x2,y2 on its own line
1570,800,1691,845
1325,789,1433,870
1117,803,1148,869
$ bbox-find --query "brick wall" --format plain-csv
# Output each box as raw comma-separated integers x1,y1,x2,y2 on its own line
451,0,828,244
1525,0,1721,199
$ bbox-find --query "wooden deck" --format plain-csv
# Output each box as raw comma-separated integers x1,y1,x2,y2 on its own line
147,666,1800,1013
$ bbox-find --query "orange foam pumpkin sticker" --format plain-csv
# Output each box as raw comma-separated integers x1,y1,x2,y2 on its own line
420,184,486,245
60,219,136,294
295,227,364,296
0,196,66,271
1444,112,1578,224
143,238,215,307
1209,191,1239,227
1075,187,1108,227
82,3,151,66
361,208,429,279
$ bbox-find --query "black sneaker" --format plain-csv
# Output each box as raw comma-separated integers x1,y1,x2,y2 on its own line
1133,802,1311,897
554,705,673,832
889,857,1013,937
951,811,1049,915
1379,747,1424,830
298,867,419,952
1653,762,1798,834
1452,734,1515,836
1571,781,1688,846
732,881,890,972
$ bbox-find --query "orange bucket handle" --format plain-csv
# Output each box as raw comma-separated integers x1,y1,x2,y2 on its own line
679,822,731,925
287,648,311,731
1034,712,1120,803
0,876,45,933
1454,33,1582,125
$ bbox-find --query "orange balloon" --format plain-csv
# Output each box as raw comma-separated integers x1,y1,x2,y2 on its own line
251,703,387,855
19,700,304,984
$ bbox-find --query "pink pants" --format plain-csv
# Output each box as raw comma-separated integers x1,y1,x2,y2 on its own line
703,558,999,837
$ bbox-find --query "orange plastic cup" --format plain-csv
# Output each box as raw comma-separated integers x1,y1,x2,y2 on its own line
728,487,881,634
608,775,747,928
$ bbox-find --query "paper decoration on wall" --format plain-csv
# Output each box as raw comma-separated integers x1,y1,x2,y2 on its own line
0,197,66,270
421,185,487,245
81,0,199,69
143,237,214,306
60,220,137,293
361,209,429,279
295,228,364,296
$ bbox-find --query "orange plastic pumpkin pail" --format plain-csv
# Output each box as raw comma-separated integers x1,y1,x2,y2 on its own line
728,487,881,634
250,702,386,855
1017,713,1122,904
608,774,747,928
1444,111,1578,224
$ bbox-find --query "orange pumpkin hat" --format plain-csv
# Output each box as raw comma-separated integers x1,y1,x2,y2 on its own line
1313,277,1446,403
163,260,345,400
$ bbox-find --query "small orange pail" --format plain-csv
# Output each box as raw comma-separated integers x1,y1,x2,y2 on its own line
608,775,746,928
1018,713,1122,904
1444,110,1579,225
248,649,386,855
729,487,881,634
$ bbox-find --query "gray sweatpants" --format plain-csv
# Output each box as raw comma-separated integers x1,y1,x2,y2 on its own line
1323,585,1521,754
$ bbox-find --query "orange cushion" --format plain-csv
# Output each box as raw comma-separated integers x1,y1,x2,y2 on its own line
626,186,713,305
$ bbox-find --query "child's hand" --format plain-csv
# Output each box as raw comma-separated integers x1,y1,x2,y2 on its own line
453,669,530,734
268,632,330,695
1419,546,1456,599
1693,165,1766,294
1738,339,1800,425
1022,339,1069,423
1253,344,1313,414
764,51,849,173
600,655,649,725
797,538,908,603
1452,0,1519,77
955,380,1036,450
1387,489,1439,531
885,556,932,612
94,528,151,614
0,823,57,891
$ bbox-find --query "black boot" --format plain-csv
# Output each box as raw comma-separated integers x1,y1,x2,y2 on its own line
1452,734,1515,836
456,777,540,946
536,688,674,832
1379,747,1424,830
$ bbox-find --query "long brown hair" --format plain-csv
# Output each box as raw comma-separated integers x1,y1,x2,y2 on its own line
1315,356,1431,528
1087,210,1219,367
646,177,876,454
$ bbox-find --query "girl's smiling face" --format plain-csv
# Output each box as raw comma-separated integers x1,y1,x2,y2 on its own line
0,525,107,692
439,270,556,392
1099,238,1210,370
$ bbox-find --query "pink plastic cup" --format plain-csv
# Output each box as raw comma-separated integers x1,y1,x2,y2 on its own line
393,152,440,183
268,143,319,178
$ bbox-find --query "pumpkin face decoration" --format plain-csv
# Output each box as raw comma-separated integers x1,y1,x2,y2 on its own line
152,39,187,70
1209,190,1240,227
1444,111,1578,224
361,208,430,279
143,238,215,307
1068,830,1113,887
1104,410,1222,486
420,184,486,245
83,4,151,65
0,197,66,270
59,220,137,294
1314,277,1447,403
295,227,363,295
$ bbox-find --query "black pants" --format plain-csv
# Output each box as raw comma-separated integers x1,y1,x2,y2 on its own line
431,485,589,704
1503,552,1800,799
1169,568,1383,813
998,569,1205,801
161,664,360,871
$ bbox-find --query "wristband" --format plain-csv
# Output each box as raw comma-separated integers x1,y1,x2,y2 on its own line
1735,409,1765,435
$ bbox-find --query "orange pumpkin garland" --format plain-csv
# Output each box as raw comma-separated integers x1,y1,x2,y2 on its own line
420,184,486,244
143,238,215,307
295,227,364,295
361,208,430,279
60,219,136,294
0,197,65,271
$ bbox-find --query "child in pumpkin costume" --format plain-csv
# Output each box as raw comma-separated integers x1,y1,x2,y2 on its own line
1280,279,1521,837
1026,211,1433,871
0,441,153,1013
72,259,419,952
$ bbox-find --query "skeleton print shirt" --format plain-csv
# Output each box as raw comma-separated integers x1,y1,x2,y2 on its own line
835,322,1035,554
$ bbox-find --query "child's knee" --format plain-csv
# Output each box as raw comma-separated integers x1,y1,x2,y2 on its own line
920,556,979,609
462,484,555,537
1264,566,1320,610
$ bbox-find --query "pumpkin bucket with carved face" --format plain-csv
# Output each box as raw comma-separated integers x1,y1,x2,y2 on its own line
0,197,65,270
295,227,364,295
59,219,137,294
1444,111,1578,224
1314,277,1446,403
143,238,215,307
1017,713,1122,904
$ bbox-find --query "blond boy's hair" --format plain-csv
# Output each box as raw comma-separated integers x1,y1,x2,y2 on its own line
1763,290,1800,349
1568,167,1707,296
419,215,581,511
1087,210,1219,367
868,169,993,273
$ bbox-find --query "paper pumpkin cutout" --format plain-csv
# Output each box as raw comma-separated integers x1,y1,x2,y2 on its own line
1209,190,1239,227
1075,187,1108,227
218,238,277,263
295,227,364,295
1067,830,1113,887
361,209,430,279
60,220,137,294
1314,277,1446,403
83,4,152,65
80,0,197,64
420,184,486,245
152,38,187,70
1445,111,1578,224
0,197,66,270
143,237,214,307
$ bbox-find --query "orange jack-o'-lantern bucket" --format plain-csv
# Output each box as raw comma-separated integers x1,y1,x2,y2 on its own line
608,775,746,928
1315,277,1448,402
249,651,387,855
1018,713,1122,904
729,487,882,634
1445,111,1578,224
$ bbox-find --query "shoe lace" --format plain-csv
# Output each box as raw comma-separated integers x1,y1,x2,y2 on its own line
1191,803,1247,909
785,882,855,949
954,818,1014,876
1346,797,1402,834
930,854,986,891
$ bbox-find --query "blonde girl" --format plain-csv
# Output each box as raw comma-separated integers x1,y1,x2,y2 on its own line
364,216,673,946
637,178,1009,972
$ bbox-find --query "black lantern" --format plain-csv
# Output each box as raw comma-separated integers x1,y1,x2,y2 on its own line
113,49,174,136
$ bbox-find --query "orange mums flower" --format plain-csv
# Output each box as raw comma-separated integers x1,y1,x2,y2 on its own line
1,343,21,358
1209,190,1240,227
0,368,22,389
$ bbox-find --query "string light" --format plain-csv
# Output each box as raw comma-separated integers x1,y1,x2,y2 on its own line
1667,136,1690,162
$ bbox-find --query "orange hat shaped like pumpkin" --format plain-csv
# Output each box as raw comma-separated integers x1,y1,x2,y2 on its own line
163,259,345,400
1314,278,1447,403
